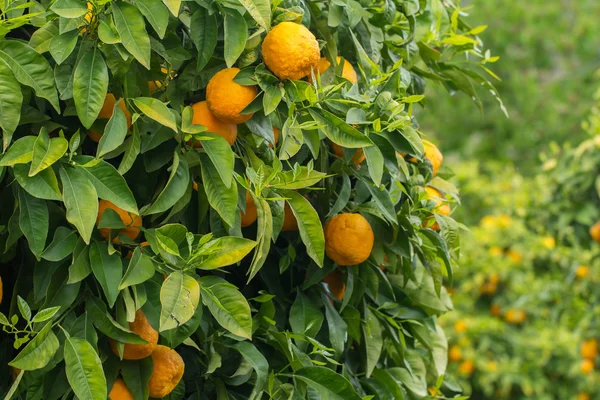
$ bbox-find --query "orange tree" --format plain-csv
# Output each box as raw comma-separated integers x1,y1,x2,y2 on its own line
0,0,498,398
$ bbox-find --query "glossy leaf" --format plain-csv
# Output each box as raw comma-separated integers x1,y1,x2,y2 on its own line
234,341,269,400
112,2,151,69
135,0,168,39
199,153,237,226
119,247,156,289
9,322,59,371
42,227,78,261
89,241,123,308
143,152,189,215
63,334,107,400
133,97,177,132
14,164,62,201
199,131,234,188
73,47,108,129
200,276,252,339
0,62,23,140
195,237,257,270
160,271,200,331
60,166,98,243
85,296,147,343
18,188,49,258
190,7,217,71
97,102,128,157
223,9,247,68
237,0,271,30
247,195,272,281
49,29,78,65
29,129,69,176
0,135,36,167
363,307,383,378
309,108,373,148
294,367,361,400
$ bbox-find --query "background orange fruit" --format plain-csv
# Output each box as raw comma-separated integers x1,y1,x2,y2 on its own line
148,345,185,398
241,191,257,227
109,378,134,400
109,310,158,360
189,101,237,146
96,200,142,242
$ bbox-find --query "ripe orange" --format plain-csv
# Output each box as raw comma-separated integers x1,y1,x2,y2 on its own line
590,221,600,243
206,68,257,124
97,200,142,243
581,339,598,359
422,139,443,176
458,360,475,375
454,320,467,333
190,101,237,146
148,345,185,398
332,143,365,165
109,378,134,400
324,213,374,266
424,186,450,231
504,308,526,324
322,269,345,301
241,191,257,227
506,249,523,263
313,56,357,83
88,93,132,142
581,359,594,375
490,304,502,317
448,345,462,362
110,310,158,360
281,203,298,231
262,22,320,80
576,265,590,279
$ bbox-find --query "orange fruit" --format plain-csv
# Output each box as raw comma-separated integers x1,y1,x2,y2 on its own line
504,308,526,325
454,320,467,333
422,139,443,176
125,241,150,259
241,191,257,227
97,200,142,243
148,345,185,398
578,393,591,400
590,221,600,243
332,143,365,165
507,249,523,263
322,269,345,301
324,213,374,266
109,310,158,360
542,236,556,249
581,359,594,375
109,378,134,400
581,339,598,359
189,101,237,146
281,203,298,231
88,93,132,142
490,304,501,317
448,345,462,362
458,360,475,376
206,68,257,124
576,265,590,279
262,22,320,80
423,186,450,231
313,56,357,83
269,127,280,148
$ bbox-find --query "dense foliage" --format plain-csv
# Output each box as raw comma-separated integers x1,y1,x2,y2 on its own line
0,0,500,399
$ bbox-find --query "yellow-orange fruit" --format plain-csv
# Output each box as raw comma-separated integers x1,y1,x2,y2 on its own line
504,308,527,324
206,68,257,124
148,345,185,398
490,304,501,317
581,359,594,375
322,269,345,301
241,191,257,227
109,310,158,360
454,320,467,333
332,143,365,165
448,345,462,362
313,56,358,83
190,101,237,146
281,203,298,231
269,127,280,148
576,265,590,279
578,393,591,400
109,378,134,400
424,186,451,231
422,139,443,176
324,213,374,266
97,200,142,243
458,360,475,376
581,339,598,360
262,22,320,80
590,221,600,243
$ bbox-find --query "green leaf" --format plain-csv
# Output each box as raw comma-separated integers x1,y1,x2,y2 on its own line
323,289,347,356
68,238,92,283
195,237,257,270
97,102,128,157
160,271,200,331
60,166,98,244
121,358,153,400
32,306,61,323
76,157,138,214
223,9,248,68
29,129,69,176
364,144,384,187
0,62,23,140
365,184,397,224
14,164,62,201
133,97,177,132
161,0,180,16
143,152,189,215
279,118,303,160
18,188,49,258
363,307,383,378
199,276,252,339
263,85,284,115
89,241,123,308
0,40,60,112
135,0,168,39
119,247,156,289
289,291,324,338
63,334,107,400
0,136,36,166
49,30,78,65
29,20,59,53
247,195,272,281
98,19,121,44
9,322,59,371
280,190,324,267
85,296,147,343
42,227,78,261
234,341,269,400
190,7,217,71
199,131,234,188
199,153,237,226
73,47,108,129
112,2,151,69
118,129,141,175
50,0,88,18
327,172,350,217
294,367,361,400
236,0,271,30
309,108,373,148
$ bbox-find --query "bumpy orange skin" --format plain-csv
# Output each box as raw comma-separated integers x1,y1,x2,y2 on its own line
312,57,358,83
109,378,134,400
241,191,257,227
504,308,526,324
458,360,475,376
262,22,320,80
206,68,257,124
422,139,443,176
110,310,158,360
576,265,590,279
88,93,132,142
190,101,237,146
424,187,450,231
590,221,600,243
97,200,142,243
322,269,345,301
148,345,185,398
324,213,374,266
581,339,598,359
581,359,594,375
448,345,462,362
332,143,365,165
281,203,298,231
